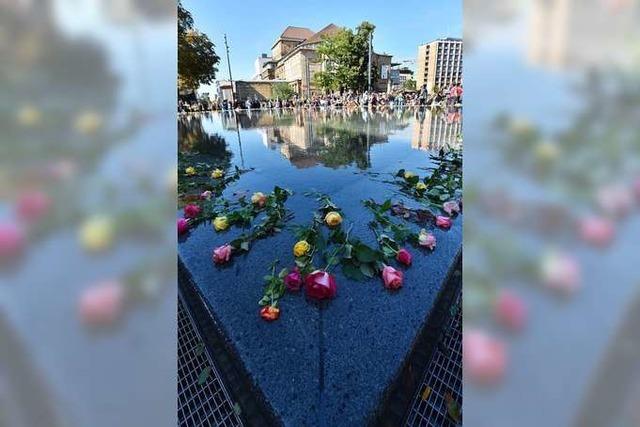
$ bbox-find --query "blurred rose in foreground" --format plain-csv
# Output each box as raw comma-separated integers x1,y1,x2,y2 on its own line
0,1,176,426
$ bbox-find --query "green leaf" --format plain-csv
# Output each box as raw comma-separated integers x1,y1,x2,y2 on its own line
343,244,353,259
354,243,377,263
359,263,375,278
278,268,288,279
380,199,392,212
194,342,205,356
445,393,461,423
342,261,366,281
198,367,212,385
240,241,250,252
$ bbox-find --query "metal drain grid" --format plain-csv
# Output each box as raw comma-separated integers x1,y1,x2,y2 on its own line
178,298,243,427
404,290,462,427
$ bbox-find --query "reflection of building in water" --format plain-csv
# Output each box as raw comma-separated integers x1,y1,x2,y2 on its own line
412,109,462,151
527,0,639,70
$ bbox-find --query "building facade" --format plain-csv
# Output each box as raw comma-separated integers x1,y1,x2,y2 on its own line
256,24,393,95
416,38,463,91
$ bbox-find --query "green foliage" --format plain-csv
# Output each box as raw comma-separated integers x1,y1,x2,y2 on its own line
272,82,296,100
403,78,417,91
259,261,287,307
314,21,376,92
178,1,220,90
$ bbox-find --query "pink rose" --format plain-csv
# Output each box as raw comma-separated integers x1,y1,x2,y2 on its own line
578,216,615,247
443,200,460,216
382,265,403,290
304,270,337,300
463,329,507,385
200,190,212,200
78,280,125,327
541,252,581,295
396,248,412,266
436,216,452,229
596,185,633,217
0,223,25,259
284,267,303,292
183,204,201,219
16,190,51,222
494,290,527,332
418,229,436,250
177,218,190,235
212,244,232,264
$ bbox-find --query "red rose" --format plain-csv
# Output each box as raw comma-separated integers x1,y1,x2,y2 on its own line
436,216,452,229
494,290,527,332
396,248,412,266
304,270,337,300
16,190,51,222
382,266,403,290
212,244,232,264
183,204,201,219
284,267,302,292
177,218,189,235
260,305,280,321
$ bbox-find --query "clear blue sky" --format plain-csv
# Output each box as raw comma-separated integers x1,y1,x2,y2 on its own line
182,0,461,92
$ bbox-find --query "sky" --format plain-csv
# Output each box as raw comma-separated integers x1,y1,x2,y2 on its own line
182,0,462,93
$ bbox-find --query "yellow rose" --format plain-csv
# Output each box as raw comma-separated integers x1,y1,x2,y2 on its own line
213,216,229,231
416,182,427,192
324,211,343,228
404,171,416,180
17,106,41,127
74,111,103,135
293,240,311,257
185,166,196,176
251,192,267,207
79,215,115,252
211,169,224,179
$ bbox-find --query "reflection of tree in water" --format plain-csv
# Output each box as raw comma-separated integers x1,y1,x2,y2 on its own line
178,114,233,170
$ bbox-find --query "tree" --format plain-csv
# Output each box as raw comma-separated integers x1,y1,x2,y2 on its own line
272,82,296,100
313,21,376,92
178,1,220,91
403,78,417,91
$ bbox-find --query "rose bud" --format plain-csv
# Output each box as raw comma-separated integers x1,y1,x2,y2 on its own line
463,329,507,385
251,192,267,208
418,229,436,250
16,190,51,223
324,211,343,228
396,248,412,266
212,244,233,264
185,166,196,176
305,270,337,300
0,223,25,260
443,200,460,216
293,240,311,257
578,216,615,247
78,279,125,327
436,216,452,229
183,204,201,219
177,218,190,235
494,289,527,332
382,266,403,290
211,168,224,179
284,267,303,292
200,190,212,200
540,251,581,295
213,216,229,231
260,305,280,321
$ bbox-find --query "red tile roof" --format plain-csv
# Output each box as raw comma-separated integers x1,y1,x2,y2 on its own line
279,26,314,40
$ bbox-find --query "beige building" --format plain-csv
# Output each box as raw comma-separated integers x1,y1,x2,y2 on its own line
416,38,463,91
258,24,392,95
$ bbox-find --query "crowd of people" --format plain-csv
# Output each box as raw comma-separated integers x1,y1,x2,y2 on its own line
178,83,463,113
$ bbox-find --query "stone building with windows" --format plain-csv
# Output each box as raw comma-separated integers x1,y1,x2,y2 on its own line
256,24,393,95
416,38,463,92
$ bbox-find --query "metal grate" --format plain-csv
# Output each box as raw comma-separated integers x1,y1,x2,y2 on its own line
405,289,462,427
178,298,243,427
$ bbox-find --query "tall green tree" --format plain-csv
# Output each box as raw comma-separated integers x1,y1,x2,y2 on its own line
272,82,296,100
313,22,376,92
178,1,220,91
